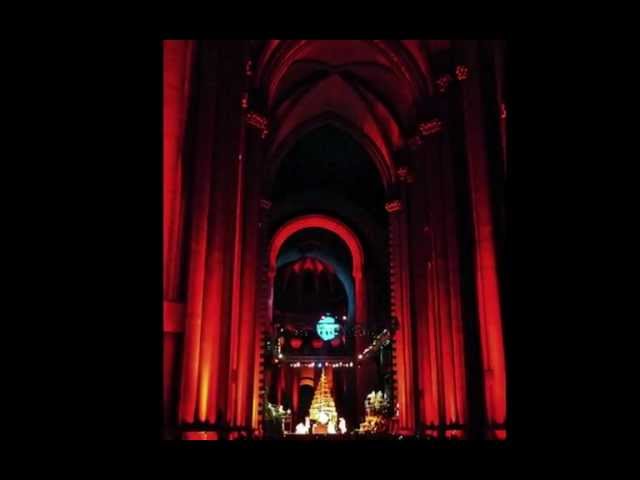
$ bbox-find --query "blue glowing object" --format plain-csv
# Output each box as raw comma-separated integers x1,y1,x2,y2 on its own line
316,315,340,341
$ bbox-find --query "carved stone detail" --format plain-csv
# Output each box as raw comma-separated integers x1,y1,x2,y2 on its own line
418,118,444,136
385,200,402,213
246,111,269,138
436,74,453,93
260,199,272,210
455,64,469,81
397,166,414,183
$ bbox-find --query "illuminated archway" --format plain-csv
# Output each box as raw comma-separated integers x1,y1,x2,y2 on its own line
269,214,364,280
260,214,368,431
268,215,365,329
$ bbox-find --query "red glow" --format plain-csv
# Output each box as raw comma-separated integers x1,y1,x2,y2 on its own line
163,40,195,301
460,50,507,438
445,429,464,439
183,431,218,440
493,429,507,440
269,214,364,279
167,40,507,440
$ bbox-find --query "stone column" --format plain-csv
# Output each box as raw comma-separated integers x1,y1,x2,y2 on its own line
454,40,507,439
225,49,269,431
252,197,273,431
386,196,416,434
163,40,196,435
178,41,245,425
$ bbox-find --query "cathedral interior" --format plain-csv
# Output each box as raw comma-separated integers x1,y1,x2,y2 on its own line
163,39,509,441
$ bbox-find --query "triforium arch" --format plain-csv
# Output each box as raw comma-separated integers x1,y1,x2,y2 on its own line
268,214,365,325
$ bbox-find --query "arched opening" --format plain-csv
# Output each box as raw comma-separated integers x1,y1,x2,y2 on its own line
261,213,389,435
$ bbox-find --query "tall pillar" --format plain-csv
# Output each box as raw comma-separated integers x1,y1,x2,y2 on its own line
162,39,195,432
454,40,507,439
252,198,273,431
404,111,469,438
353,267,368,425
420,129,468,437
386,197,416,434
245,104,271,434
225,49,268,430
163,39,195,301
178,41,246,425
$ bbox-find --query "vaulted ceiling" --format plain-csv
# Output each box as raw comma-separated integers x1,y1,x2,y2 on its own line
254,40,448,186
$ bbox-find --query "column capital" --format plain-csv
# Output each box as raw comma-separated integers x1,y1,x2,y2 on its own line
397,166,414,183
433,65,469,96
245,110,269,139
406,117,444,151
435,74,454,94
418,118,444,136
385,199,403,213
260,198,272,210
455,64,469,81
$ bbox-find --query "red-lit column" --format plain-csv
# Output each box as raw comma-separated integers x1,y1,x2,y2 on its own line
354,267,366,425
405,115,468,438
252,199,273,431
386,197,416,434
178,41,216,423
163,40,195,431
230,119,266,429
163,40,195,301
225,51,267,430
455,41,507,439
403,152,439,436
422,126,468,438
178,41,246,425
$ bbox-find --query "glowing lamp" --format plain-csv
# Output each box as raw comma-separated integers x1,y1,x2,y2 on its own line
316,315,339,341
330,337,341,347
290,338,303,349
312,338,324,349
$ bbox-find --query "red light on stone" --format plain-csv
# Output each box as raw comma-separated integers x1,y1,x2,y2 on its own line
445,429,464,439
183,431,217,440
493,429,507,440
455,65,469,80
290,338,303,349
312,338,324,349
